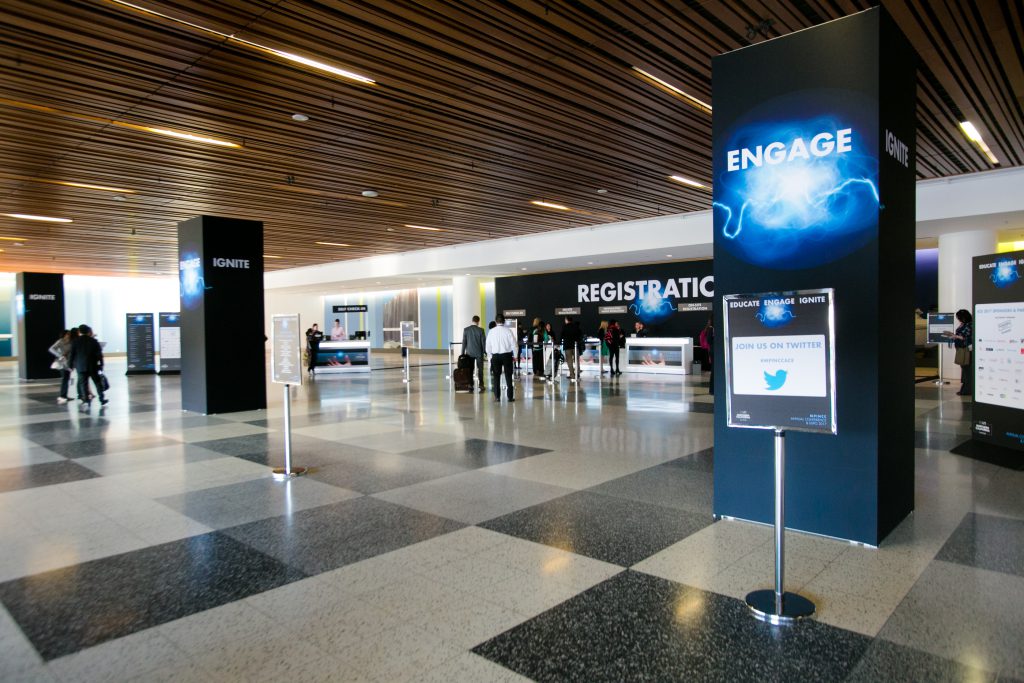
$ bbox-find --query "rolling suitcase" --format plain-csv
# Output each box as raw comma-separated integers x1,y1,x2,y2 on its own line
453,367,474,392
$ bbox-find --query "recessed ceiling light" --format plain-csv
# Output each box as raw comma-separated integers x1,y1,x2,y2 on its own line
666,254,673,258
587,261,594,265
263,254,283,259
959,121,999,165
669,175,707,189
112,194,127,202
2,214,71,222
60,181,135,193
632,67,712,114
596,189,608,194
361,190,379,198
110,1,376,85
386,227,395,232
291,114,309,122
143,127,240,148
521,267,528,271
315,241,351,247
405,224,442,231
0,236,29,242
530,200,570,210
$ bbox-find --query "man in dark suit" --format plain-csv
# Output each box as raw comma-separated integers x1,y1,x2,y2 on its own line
461,315,487,392
69,324,107,406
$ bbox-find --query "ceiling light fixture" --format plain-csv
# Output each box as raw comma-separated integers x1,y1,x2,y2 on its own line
596,189,608,194
144,127,240,148
291,114,309,122
521,267,528,271
666,254,673,258
2,213,71,222
669,175,707,189
60,181,135,193
405,224,442,231
531,200,570,210
109,1,376,85
361,190,379,198
263,254,283,259
959,121,999,165
315,241,351,247
0,97,242,149
0,236,29,242
632,67,712,114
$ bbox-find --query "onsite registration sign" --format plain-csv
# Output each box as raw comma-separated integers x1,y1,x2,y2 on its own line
723,289,837,434
271,314,303,385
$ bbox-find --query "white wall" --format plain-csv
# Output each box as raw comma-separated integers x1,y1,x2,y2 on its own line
64,276,180,353
264,289,324,339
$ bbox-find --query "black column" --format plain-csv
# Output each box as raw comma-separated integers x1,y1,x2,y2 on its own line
711,8,917,545
16,273,65,380
178,216,266,414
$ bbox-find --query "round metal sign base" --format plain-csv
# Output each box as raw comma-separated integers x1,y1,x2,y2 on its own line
745,590,815,626
272,466,308,480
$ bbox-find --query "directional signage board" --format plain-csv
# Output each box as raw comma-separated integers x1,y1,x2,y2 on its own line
271,314,303,385
125,312,156,374
400,320,416,348
158,312,181,373
723,289,837,434
926,312,955,344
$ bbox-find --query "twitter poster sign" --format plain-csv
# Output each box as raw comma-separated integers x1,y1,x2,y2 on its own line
723,289,836,434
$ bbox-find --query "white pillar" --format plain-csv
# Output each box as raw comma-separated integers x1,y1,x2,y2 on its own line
451,276,481,345
938,229,996,381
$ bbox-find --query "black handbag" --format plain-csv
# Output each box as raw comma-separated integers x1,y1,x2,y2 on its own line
99,373,110,391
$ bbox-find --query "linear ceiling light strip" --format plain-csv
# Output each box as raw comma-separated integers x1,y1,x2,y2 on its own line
107,0,376,85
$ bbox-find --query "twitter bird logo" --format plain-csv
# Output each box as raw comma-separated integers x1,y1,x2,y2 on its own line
764,369,788,391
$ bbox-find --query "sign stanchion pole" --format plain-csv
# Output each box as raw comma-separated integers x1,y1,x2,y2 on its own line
446,342,453,381
271,313,306,481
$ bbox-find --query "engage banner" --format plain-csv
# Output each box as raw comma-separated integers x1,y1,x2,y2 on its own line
723,290,836,434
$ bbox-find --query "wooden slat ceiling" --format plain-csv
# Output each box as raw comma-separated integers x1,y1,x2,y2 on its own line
0,0,1020,276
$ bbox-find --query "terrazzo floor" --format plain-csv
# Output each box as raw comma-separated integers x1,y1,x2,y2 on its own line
0,358,1021,682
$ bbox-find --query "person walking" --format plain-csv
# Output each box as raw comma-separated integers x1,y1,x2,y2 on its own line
69,324,107,406
486,314,517,402
560,316,582,382
606,319,623,375
461,315,487,392
306,323,324,374
48,328,78,404
530,317,547,379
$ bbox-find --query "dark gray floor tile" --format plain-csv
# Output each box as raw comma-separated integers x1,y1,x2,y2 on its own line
402,438,550,468
221,497,464,575
589,464,713,514
661,446,715,473
0,460,98,493
846,639,999,683
156,477,359,529
915,430,969,451
193,432,345,467
22,424,112,446
0,532,305,660
479,490,712,566
307,452,468,494
45,435,179,459
936,513,1024,578
473,570,871,682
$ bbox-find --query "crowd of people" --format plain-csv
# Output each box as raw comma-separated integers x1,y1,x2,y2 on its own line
48,324,108,407
460,314,691,403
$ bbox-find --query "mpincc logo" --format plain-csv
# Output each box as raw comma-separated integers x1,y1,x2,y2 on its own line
764,369,788,391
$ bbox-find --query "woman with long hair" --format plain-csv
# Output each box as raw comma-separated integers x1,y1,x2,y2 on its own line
946,309,973,396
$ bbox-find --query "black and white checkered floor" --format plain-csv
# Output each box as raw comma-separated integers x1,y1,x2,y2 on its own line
1,359,1021,681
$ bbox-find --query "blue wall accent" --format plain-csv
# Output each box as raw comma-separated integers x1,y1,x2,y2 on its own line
914,248,939,312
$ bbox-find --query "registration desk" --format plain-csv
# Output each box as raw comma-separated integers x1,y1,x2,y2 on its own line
313,340,371,374
624,337,693,375
577,337,604,374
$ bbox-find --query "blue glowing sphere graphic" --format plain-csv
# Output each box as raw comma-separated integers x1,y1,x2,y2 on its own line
756,298,795,328
179,249,205,309
990,258,1020,288
714,92,879,270
629,289,675,323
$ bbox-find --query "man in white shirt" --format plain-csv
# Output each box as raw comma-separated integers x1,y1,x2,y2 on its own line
330,319,346,341
485,314,517,402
